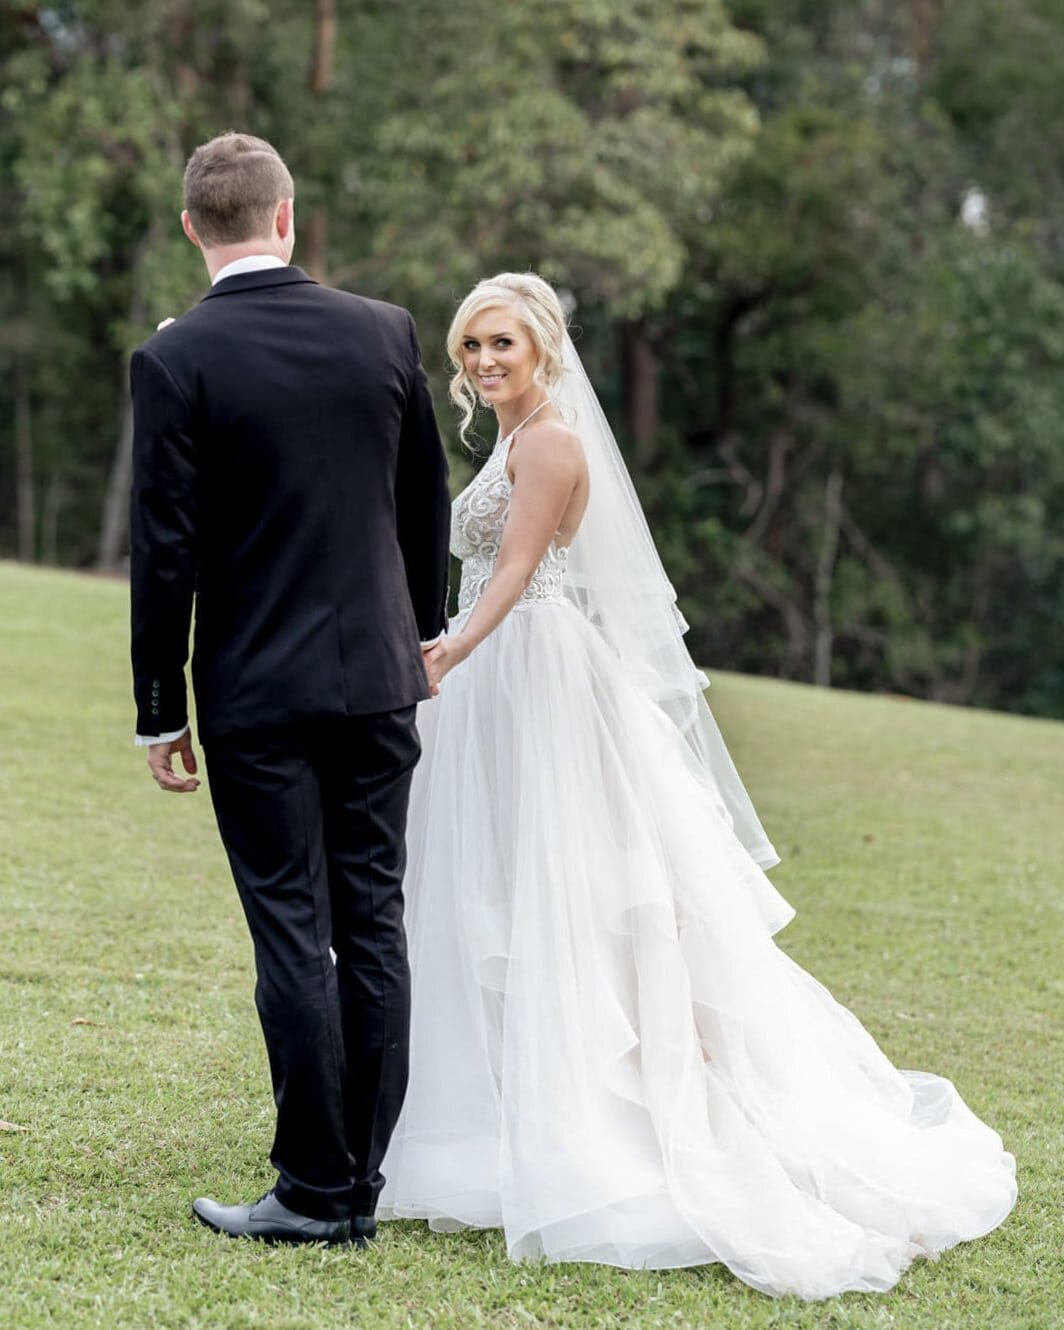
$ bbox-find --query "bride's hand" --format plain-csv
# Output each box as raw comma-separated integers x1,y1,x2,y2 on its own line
423,634,471,693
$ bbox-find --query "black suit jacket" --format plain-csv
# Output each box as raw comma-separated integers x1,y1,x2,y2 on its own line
129,266,450,740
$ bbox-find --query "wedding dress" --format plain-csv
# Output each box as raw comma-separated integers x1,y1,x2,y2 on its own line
378,353,1016,1300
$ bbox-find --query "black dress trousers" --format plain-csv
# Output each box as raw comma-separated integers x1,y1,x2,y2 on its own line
204,707,420,1221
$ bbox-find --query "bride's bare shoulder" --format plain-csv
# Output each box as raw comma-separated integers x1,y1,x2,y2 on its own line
511,417,585,475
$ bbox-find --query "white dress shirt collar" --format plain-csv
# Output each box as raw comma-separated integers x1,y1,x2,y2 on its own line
212,254,288,285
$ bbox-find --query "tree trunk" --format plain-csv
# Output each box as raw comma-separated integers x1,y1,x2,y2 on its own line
97,230,156,572
623,318,660,468
310,0,337,94
230,58,251,124
744,425,792,547
302,0,338,282
41,470,67,566
813,468,844,688
735,555,811,680
96,395,134,572
15,354,35,562
714,292,764,442
302,208,329,283
909,0,944,73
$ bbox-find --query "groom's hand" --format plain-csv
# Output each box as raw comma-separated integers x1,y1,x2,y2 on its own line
147,730,201,793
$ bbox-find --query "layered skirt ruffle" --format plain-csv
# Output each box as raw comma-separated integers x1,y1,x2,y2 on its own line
379,601,1016,1299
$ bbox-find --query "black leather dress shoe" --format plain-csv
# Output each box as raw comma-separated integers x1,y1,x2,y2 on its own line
192,1190,375,1247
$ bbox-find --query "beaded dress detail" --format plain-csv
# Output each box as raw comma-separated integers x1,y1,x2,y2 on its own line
452,412,568,615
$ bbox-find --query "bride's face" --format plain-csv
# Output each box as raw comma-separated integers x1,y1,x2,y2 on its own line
461,305,539,406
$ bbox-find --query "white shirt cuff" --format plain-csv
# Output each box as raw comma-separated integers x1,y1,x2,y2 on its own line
420,634,444,650
135,725,189,748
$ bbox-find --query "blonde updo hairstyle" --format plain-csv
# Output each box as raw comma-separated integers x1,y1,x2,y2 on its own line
447,272,568,446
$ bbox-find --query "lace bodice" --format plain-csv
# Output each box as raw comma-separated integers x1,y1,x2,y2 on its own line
451,425,569,616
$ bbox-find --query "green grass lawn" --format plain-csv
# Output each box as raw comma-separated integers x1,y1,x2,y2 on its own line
1,560,1060,1330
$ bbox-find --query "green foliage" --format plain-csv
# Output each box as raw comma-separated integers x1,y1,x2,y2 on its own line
361,0,760,319
646,0,1064,715
0,0,1062,715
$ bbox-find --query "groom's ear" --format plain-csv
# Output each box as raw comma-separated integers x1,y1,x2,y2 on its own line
181,210,202,250
275,197,294,242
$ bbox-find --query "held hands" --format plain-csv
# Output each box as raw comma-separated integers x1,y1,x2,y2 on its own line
422,634,472,695
147,730,201,793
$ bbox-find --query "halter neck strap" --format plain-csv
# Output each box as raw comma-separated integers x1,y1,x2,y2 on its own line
499,397,552,449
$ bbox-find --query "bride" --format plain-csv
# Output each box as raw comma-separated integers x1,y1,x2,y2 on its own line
377,272,1016,1299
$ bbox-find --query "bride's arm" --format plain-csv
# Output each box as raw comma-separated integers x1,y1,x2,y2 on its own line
424,422,581,688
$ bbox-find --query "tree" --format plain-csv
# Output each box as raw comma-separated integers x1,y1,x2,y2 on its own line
653,0,1064,714
350,0,762,449
0,0,332,567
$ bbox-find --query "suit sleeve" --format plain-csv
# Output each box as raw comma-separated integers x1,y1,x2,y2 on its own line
395,313,451,642
129,346,199,738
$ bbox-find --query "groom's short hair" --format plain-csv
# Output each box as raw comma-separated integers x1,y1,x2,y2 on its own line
183,133,294,247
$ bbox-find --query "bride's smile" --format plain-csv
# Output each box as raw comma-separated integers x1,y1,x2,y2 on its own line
459,309,548,431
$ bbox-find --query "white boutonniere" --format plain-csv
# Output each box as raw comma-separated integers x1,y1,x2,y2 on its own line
157,317,175,331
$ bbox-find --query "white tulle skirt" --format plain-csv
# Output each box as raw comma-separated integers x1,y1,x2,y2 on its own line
378,600,1016,1300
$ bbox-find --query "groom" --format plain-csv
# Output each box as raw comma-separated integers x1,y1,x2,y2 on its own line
129,133,450,1246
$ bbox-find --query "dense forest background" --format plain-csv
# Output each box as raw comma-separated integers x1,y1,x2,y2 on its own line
2,0,1062,717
